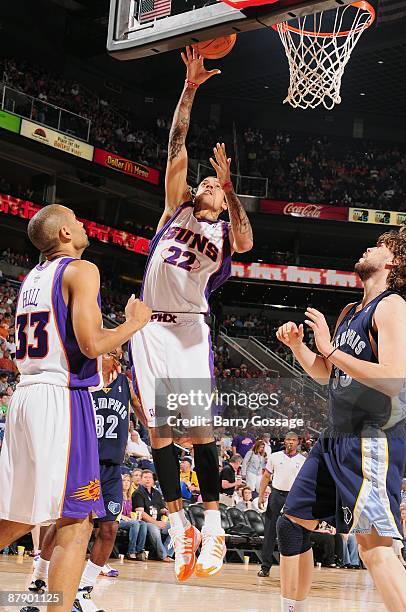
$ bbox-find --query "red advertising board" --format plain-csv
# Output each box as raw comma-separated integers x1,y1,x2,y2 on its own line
0,193,150,256
260,199,348,222
231,261,362,289
93,148,160,186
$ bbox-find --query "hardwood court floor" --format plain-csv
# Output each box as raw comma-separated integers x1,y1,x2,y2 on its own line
0,556,385,611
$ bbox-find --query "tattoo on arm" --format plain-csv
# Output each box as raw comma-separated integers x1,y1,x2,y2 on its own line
168,86,196,163
227,190,253,240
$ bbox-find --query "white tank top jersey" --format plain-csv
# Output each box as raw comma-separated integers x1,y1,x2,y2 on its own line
141,202,232,313
15,257,102,389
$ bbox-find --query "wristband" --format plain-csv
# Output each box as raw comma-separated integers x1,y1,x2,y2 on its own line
185,79,199,89
222,181,233,191
325,347,338,359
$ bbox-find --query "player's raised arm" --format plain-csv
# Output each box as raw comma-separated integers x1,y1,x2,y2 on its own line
209,143,253,253
157,46,221,232
64,260,151,358
307,294,406,397
276,321,332,384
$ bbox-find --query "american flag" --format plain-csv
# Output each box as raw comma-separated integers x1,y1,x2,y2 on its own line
138,0,172,24
377,0,406,24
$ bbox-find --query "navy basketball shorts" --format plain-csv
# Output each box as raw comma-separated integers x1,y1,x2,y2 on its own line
96,464,124,523
284,431,406,538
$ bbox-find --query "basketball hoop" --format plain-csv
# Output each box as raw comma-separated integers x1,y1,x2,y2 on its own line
273,1,375,110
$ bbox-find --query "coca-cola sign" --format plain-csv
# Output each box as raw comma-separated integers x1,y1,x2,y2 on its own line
260,199,348,222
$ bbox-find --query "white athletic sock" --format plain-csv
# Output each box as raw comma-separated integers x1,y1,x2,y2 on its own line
169,509,190,531
33,557,50,582
203,509,222,533
281,596,306,611
79,560,104,590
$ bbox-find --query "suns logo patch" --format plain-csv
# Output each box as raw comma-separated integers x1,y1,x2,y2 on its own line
71,479,101,502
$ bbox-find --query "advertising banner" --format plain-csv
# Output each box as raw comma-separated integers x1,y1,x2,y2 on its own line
260,199,348,221
349,207,406,227
20,119,94,160
93,148,160,186
0,110,21,134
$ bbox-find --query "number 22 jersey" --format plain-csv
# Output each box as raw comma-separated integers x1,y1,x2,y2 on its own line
141,202,232,313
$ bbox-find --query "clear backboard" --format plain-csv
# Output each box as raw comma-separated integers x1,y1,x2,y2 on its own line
107,0,354,60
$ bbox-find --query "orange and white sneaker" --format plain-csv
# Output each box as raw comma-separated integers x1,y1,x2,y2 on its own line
194,528,226,577
169,524,202,582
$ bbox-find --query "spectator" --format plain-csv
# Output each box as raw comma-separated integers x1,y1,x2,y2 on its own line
232,433,255,459
0,394,9,421
241,439,266,493
129,468,143,496
179,457,200,500
401,479,406,504
132,470,173,562
126,430,153,469
220,454,243,507
341,533,361,569
235,487,253,512
0,374,8,394
119,474,148,561
252,486,270,513
0,351,17,373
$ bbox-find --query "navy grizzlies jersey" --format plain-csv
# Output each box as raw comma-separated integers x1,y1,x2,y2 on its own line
329,289,406,434
92,373,130,465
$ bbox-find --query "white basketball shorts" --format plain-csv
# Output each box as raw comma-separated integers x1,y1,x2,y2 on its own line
129,312,215,428
0,383,105,525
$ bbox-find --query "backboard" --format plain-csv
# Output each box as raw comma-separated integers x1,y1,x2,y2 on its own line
107,0,354,60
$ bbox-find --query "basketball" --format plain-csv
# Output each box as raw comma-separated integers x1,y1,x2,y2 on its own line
192,34,237,59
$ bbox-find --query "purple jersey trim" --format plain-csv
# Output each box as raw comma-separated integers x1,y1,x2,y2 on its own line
60,389,105,519
52,257,101,389
204,222,232,313
140,203,190,300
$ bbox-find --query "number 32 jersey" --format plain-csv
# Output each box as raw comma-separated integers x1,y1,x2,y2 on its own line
15,257,102,389
141,202,232,313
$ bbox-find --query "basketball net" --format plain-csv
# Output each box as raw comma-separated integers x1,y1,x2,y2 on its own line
273,1,375,110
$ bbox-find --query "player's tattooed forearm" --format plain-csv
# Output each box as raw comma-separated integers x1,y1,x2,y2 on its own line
227,191,253,239
168,86,196,162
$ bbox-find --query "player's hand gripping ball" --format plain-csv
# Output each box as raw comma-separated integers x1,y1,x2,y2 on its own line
181,46,221,87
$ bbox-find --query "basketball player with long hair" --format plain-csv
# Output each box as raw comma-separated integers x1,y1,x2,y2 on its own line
0,205,151,612
275,227,406,612
130,46,253,581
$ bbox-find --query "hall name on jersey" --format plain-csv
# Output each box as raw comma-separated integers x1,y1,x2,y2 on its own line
334,328,366,355
93,396,128,420
22,288,41,308
161,226,219,262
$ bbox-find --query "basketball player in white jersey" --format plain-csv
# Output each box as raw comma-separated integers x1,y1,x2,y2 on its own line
130,47,253,582
0,204,151,612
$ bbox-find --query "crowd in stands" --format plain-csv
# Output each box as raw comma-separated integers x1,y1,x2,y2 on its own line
2,59,406,210
242,128,406,210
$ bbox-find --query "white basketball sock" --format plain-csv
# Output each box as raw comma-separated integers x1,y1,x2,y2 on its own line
33,557,50,581
79,560,103,589
203,509,222,532
281,597,306,611
169,509,190,531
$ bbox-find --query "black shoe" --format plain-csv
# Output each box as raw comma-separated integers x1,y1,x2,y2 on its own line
257,568,270,577
28,580,47,593
20,608,40,612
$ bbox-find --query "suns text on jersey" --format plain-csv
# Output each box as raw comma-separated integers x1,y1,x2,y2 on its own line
161,226,219,261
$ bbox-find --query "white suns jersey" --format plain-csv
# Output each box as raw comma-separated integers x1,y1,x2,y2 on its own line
15,257,102,389
141,203,232,313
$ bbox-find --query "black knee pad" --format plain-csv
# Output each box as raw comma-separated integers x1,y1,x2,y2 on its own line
151,443,181,502
276,514,312,557
193,441,220,503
